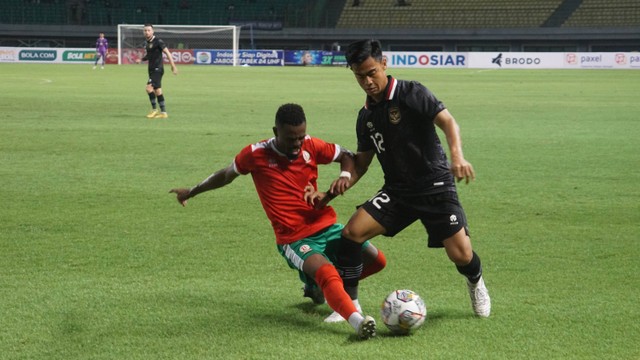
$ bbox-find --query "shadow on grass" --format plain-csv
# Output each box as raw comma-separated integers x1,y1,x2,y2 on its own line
292,301,331,317
288,302,484,343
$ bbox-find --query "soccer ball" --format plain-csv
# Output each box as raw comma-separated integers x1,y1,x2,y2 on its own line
380,289,427,335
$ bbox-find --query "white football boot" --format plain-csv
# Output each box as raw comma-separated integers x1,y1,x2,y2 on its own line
356,315,376,340
467,276,491,317
324,300,362,323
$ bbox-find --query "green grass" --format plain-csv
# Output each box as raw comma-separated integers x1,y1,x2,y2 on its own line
1,63,639,359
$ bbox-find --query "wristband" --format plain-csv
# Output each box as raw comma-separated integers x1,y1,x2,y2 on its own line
339,171,352,180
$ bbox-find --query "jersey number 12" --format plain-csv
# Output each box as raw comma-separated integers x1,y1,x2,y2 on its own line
370,132,385,153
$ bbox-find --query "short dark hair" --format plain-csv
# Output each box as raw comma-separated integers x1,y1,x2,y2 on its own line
345,39,383,67
275,103,306,127
144,23,153,28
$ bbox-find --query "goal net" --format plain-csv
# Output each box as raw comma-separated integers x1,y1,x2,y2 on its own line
117,24,240,66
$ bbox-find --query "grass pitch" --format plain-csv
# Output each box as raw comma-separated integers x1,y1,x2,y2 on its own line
1,63,639,359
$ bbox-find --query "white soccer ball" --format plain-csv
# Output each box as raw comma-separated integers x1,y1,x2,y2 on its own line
380,289,427,335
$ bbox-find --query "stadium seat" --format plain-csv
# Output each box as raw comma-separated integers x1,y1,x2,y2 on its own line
2,0,639,28
336,0,574,29
563,0,640,27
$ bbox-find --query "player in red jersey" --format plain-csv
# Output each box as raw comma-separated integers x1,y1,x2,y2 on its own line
169,103,384,339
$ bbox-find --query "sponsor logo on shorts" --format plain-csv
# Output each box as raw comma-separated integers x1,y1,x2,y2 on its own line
300,245,312,254
449,214,459,225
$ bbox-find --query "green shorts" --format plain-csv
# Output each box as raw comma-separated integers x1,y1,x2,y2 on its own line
277,224,370,288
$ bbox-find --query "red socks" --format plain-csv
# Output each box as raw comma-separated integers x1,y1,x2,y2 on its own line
360,248,387,280
314,250,387,321
315,263,358,320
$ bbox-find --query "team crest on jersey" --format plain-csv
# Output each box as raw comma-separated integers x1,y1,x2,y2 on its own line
367,121,373,129
389,107,401,124
302,150,311,163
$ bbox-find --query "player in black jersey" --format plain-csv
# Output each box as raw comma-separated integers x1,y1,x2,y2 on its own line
333,39,491,317
136,24,178,119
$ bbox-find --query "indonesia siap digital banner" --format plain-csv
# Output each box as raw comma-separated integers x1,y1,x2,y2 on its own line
194,49,283,66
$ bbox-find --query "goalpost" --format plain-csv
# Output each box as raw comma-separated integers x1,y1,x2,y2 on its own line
117,24,240,66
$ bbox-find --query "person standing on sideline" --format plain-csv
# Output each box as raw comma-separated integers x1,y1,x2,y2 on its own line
331,39,491,318
136,24,178,119
93,32,108,70
169,103,382,339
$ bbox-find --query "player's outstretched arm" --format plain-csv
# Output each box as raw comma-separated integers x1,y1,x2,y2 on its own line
169,188,192,207
303,183,326,207
327,147,356,196
349,150,375,187
434,109,475,184
312,150,374,209
169,163,239,206
304,183,342,210
163,48,178,75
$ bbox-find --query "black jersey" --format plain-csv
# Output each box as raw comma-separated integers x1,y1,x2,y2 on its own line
142,36,167,72
356,76,455,197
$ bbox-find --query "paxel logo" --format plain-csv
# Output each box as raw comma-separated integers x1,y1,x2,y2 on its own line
581,55,602,63
19,50,57,61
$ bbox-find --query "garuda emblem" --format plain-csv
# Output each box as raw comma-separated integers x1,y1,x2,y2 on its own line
389,107,401,124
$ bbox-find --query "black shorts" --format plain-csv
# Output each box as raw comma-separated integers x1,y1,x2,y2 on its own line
360,190,469,248
147,69,164,89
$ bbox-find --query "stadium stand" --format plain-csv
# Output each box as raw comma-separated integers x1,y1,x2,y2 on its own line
3,0,640,29
563,0,640,27
336,0,565,29
0,0,312,27
1,0,639,51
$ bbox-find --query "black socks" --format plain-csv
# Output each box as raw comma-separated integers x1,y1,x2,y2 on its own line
336,237,363,288
148,92,157,109
456,251,482,284
157,94,166,112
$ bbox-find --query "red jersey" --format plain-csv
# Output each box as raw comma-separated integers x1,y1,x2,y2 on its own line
233,136,341,245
